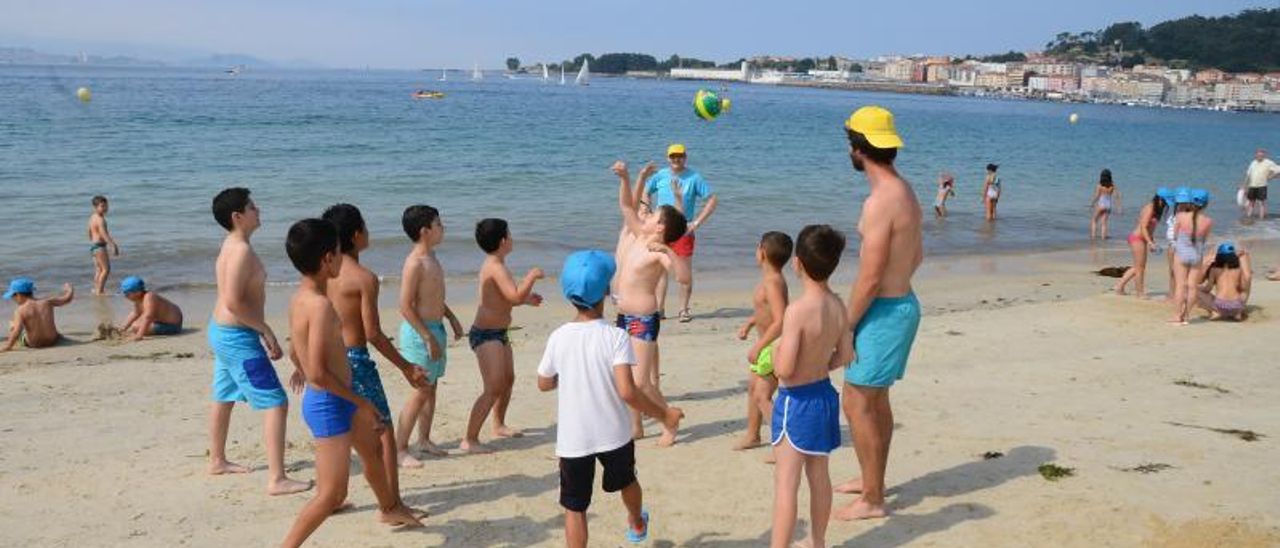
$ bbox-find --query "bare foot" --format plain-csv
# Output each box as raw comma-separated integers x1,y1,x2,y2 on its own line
833,498,888,521
331,502,355,514
399,452,424,469
208,460,252,475
460,439,495,454
267,477,314,496
1113,285,1126,296
732,434,763,451
833,477,862,494
416,440,449,457
492,425,523,438
657,425,678,447
402,504,430,519
378,504,424,528
792,537,816,548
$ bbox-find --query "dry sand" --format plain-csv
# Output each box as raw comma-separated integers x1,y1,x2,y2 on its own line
2,243,1278,547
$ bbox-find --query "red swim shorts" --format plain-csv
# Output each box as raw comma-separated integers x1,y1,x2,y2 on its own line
670,233,696,258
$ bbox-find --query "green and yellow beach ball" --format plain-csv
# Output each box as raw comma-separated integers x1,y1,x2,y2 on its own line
693,89,730,121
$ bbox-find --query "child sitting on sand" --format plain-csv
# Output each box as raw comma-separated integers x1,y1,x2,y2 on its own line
1196,242,1251,321
3,278,74,351
735,231,792,455
770,225,853,548
536,250,684,547
118,276,184,340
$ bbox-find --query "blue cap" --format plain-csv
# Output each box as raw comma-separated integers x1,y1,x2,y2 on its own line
561,250,616,308
1217,242,1236,255
1190,189,1210,207
120,276,146,294
4,277,35,300
1174,188,1193,205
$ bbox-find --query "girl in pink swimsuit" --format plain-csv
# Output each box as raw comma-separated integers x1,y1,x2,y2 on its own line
1114,193,1167,297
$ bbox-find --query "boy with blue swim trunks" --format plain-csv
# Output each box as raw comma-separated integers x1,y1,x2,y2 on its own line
118,276,184,341
87,195,121,295
281,219,421,547
833,107,924,522
537,250,684,547
321,204,429,516
769,225,853,548
206,187,310,496
396,205,465,464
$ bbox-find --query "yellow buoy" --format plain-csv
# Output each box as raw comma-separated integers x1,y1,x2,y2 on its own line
76,87,92,102
1068,112,1079,124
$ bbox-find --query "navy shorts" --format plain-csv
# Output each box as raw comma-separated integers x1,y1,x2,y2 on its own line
558,441,637,512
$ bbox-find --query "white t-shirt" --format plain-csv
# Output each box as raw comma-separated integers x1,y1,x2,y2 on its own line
1246,158,1279,188
537,319,636,458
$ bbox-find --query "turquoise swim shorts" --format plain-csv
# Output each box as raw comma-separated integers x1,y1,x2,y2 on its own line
208,321,287,409
845,293,921,388
399,320,447,384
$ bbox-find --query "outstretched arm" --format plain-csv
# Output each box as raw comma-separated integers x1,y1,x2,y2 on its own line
493,266,544,306
614,161,645,236
49,283,74,307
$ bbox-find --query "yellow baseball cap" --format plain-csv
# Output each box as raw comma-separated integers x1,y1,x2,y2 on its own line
844,106,904,149
667,143,687,156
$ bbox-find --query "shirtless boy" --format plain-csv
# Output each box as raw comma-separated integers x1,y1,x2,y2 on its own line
1196,242,1252,321
206,187,310,495
119,276,184,340
396,204,465,463
281,218,421,547
612,160,690,446
3,278,73,351
834,107,924,521
462,218,544,453
88,195,121,295
769,225,853,548
320,204,429,512
734,231,791,453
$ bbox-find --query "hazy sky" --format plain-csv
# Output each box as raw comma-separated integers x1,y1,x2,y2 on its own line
1,0,1270,68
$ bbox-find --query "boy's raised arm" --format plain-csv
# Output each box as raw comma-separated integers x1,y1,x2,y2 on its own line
614,161,645,236
49,283,74,307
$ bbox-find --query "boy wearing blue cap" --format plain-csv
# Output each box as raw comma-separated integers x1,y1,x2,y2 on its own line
118,276,184,341
537,250,684,547
2,279,74,351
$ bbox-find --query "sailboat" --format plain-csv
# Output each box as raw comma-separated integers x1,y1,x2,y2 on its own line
472,63,482,81
542,64,549,82
439,69,447,81
575,60,590,86
559,65,566,85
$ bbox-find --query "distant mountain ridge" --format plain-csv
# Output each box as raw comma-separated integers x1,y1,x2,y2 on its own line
0,46,318,69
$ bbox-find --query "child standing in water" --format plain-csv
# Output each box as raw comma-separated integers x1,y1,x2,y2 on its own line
1089,169,1121,240
933,172,955,217
1114,190,1168,298
981,164,1001,221
88,195,121,295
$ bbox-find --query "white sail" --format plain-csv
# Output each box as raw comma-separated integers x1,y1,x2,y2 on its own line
559,65,566,85
542,64,549,81
439,69,447,81
472,63,482,81
575,60,589,85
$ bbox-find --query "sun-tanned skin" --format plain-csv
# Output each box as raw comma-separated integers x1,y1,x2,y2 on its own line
397,216,465,464
613,160,690,446
834,138,924,521
326,221,430,516
88,199,121,295
734,245,787,456
462,230,543,454
3,284,74,351
208,198,311,496
281,248,421,547
120,291,183,341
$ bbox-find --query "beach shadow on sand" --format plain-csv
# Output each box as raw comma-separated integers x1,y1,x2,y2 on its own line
833,503,997,547
691,307,753,320
419,514,562,547
400,471,557,518
667,382,747,403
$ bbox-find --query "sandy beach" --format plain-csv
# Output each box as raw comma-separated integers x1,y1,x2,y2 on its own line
2,241,1279,547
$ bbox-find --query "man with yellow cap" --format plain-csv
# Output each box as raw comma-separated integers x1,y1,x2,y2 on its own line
644,143,718,323
833,106,923,521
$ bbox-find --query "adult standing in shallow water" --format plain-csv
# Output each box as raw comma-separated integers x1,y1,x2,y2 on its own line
645,144,718,323
1114,189,1168,298
1089,169,1121,240
1244,148,1279,219
981,164,1001,221
833,106,923,521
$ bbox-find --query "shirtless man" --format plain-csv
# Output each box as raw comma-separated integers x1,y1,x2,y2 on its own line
321,204,429,511
3,279,73,351
833,107,924,521
88,195,121,295
612,160,690,446
207,187,311,495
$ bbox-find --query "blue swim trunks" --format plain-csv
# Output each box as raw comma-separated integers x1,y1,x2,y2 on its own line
90,241,106,255
348,346,391,424
615,312,661,342
399,321,447,383
302,385,357,438
846,293,921,388
208,321,287,410
152,322,182,336
771,379,841,455
468,326,510,350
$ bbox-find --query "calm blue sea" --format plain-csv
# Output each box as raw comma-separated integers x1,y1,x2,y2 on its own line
1,65,1276,290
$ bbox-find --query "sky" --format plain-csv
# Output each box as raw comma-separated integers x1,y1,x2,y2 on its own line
1,0,1271,69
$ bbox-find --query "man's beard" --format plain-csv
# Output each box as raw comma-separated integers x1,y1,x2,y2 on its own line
850,152,865,172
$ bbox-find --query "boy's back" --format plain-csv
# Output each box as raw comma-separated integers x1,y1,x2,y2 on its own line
290,290,350,388
538,320,636,456
16,299,60,346
780,290,847,386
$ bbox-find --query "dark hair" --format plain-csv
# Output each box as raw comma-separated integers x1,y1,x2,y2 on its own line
1150,194,1167,219
402,205,440,242
475,218,509,253
846,129,897,165
286,218,339,275
321,203,366,253
795,224,846,281
986,163,998,172
1212,252,1240,270
1099,169,1113,187
92,195,108,206
760,231,794,269
656,206,688,244
212,187,252,230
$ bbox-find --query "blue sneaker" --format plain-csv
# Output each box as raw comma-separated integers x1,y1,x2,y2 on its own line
625,509,650,543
